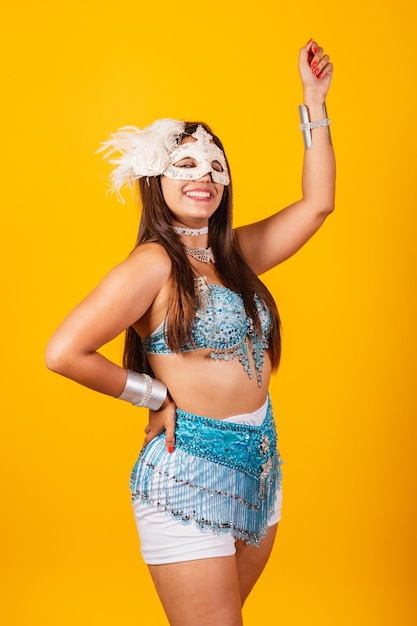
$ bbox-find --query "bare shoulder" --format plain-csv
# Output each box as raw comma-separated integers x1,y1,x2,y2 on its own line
128,242,172,276
112,241,172,288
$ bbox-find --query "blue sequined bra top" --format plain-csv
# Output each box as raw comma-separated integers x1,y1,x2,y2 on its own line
142,278,273,386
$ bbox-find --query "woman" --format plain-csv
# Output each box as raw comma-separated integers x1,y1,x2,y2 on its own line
46,39,335,625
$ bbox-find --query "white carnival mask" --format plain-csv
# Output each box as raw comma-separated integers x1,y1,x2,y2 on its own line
98,119,230,202
163,126,230,186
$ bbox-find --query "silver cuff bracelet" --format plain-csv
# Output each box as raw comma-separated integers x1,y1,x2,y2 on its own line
298,102,332,149
118,370,167,411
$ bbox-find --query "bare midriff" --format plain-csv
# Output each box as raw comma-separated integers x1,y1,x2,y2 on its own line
148,348,272,419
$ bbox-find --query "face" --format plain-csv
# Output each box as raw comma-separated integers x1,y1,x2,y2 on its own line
160,128,227,227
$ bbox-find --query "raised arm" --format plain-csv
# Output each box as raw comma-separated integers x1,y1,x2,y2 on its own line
236,39,336,275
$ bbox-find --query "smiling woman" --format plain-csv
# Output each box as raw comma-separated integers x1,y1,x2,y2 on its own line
45,39,335,626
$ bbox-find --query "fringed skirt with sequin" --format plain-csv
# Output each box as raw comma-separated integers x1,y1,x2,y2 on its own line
130,395,282,547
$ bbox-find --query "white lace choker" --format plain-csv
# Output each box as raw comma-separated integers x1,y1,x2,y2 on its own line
173,225,209,236
185,247,215,264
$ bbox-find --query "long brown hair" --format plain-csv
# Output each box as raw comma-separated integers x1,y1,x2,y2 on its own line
123,121,281,375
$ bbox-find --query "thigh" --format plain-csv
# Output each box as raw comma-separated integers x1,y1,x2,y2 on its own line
148,556,243,626
235,523,279,605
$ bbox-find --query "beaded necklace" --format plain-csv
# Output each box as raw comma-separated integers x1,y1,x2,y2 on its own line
173,225,209,236
185,247,215,264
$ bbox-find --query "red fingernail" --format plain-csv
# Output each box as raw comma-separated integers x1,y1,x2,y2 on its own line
312,46,318,53
168,445,174,453
313,67,320,75
311,61,318,69
317,73,322,79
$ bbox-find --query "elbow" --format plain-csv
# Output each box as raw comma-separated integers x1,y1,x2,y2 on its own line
45,337,72,376
304,191,335,220
317,195,335,219
322,201,335,217
44,342,64,374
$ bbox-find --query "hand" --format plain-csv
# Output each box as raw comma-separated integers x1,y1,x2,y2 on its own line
143,393,177,453
299,39,333,105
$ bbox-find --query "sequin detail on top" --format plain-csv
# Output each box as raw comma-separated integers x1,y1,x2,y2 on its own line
130,397,282,545
141,282,272,386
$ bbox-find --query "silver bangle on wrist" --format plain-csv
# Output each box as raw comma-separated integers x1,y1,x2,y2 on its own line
118,370,167,411
298,102,332,149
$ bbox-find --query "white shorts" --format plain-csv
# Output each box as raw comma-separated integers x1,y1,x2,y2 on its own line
132,400,282,565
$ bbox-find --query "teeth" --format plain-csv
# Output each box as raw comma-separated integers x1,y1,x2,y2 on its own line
185,191,211,198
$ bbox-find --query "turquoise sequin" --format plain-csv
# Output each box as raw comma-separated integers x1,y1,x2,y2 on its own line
174,406,277,480
142,284,272,386
130,397,282,545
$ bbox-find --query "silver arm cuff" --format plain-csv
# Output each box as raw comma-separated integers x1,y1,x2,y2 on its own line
298,103,332,149
118,370,167,411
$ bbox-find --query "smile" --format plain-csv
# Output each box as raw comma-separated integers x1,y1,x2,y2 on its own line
185,191,212,199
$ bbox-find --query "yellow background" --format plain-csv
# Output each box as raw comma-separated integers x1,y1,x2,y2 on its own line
2,1,416,624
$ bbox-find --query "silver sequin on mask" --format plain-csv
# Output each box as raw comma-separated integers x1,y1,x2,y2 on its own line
163,125,230,185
